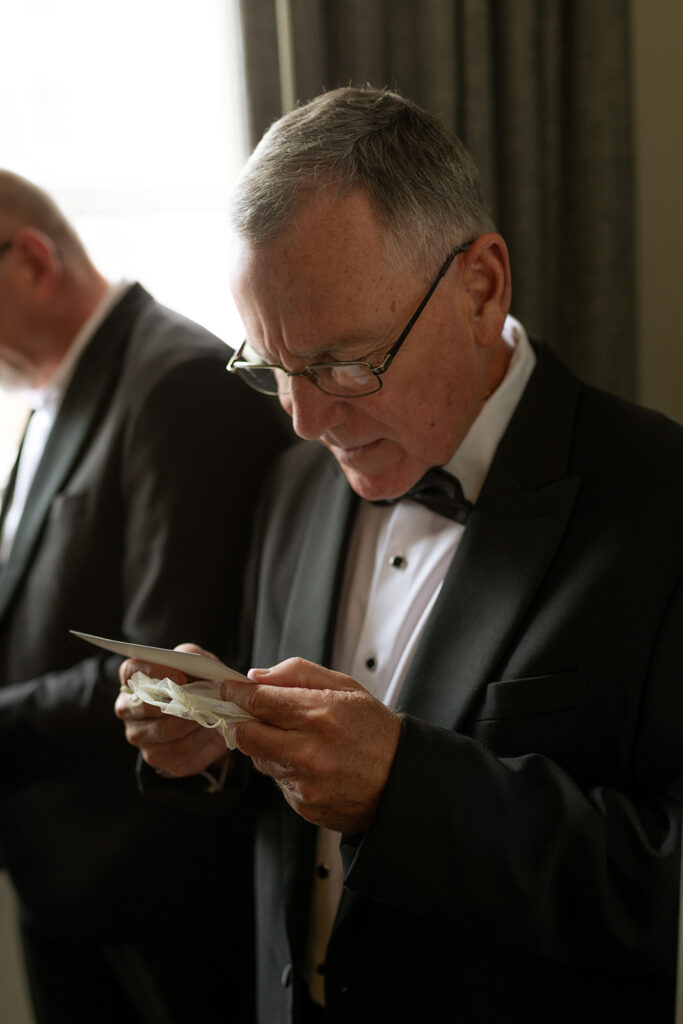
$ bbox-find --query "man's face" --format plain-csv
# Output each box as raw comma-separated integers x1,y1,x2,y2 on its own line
230,192,494,501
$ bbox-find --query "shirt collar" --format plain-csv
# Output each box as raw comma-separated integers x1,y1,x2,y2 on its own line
29,280,132,414
445,315,536,503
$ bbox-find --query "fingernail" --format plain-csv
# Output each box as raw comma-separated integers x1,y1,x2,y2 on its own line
248,667,269,681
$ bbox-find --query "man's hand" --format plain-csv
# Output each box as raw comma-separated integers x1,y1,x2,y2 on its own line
114,643,227,777
220,657,401,834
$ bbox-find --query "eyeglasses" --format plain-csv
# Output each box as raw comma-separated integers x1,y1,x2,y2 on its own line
226,240,473,398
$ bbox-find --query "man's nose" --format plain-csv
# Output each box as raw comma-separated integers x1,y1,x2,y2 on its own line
284,375,347,440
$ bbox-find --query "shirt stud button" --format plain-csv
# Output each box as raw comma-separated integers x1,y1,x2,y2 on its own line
365,656,377,671
389,554,406,569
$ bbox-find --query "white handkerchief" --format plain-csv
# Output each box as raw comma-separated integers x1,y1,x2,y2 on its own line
124,672,253,750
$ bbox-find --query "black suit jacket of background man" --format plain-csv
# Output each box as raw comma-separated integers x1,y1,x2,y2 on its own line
0,283,290,1022
241,342,683,1024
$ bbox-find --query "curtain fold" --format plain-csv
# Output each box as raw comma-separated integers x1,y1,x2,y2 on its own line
237,0,634,397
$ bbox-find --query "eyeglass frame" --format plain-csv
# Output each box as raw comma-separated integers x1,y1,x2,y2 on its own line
226,239,473,398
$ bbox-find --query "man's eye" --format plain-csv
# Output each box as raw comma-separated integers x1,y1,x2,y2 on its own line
328,364,373,386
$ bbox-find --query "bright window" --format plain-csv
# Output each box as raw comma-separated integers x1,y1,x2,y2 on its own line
0,0,248,483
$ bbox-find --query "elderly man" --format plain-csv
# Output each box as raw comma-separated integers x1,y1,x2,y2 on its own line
117,88,683,1023
0,171,290,1023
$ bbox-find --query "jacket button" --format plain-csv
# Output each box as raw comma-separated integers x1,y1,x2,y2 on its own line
281,963,293,988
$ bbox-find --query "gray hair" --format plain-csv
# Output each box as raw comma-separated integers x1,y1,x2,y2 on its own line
0,169,90,264
231,86,496,275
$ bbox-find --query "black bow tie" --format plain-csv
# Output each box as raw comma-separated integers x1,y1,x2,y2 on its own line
376,468,473,525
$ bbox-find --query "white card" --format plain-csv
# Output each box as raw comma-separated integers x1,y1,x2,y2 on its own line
69,630,249,683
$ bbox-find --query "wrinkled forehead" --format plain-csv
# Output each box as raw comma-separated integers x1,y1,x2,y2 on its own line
231,191,391,280
228,193,419,357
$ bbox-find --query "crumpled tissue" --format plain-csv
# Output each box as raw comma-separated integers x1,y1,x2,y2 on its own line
124,671,253,750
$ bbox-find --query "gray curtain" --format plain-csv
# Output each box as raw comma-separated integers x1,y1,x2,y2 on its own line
238,0,634,398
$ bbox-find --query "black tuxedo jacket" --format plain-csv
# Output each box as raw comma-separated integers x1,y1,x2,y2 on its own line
242,343,683,1023
0,285,289,960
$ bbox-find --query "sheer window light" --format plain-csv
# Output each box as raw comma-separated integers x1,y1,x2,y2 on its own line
0,0,248,484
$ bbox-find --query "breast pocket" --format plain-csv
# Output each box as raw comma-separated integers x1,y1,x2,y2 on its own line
33,491,93,598
476,672,586,721
471,672,587,767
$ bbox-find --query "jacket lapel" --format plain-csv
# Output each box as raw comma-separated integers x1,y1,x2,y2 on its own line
0,284,150,619
277,460,357,667
396,343,583,730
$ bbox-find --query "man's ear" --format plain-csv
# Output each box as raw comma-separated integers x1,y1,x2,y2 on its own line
11,227,62,301
460,232,511,345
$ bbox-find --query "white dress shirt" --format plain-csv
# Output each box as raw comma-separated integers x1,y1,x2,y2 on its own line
305,315,536,1002
0,282,129,565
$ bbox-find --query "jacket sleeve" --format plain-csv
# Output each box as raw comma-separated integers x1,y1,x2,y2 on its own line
342,575,683,979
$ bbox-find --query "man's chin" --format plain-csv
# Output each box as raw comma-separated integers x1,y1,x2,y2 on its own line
337,463,424,504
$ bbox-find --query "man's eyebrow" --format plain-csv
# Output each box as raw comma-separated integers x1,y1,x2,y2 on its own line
252,333,382,364
308,322,398,359
308,338,375,361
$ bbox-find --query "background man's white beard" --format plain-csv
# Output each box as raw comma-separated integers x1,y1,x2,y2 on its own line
0,357,34,392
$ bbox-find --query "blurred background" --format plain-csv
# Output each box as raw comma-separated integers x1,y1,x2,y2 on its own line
1,1,681,1020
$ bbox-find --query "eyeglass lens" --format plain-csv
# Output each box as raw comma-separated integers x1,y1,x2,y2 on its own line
239,362,380,397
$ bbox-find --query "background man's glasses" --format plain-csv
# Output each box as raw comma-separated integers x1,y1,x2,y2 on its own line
227,240,473,398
